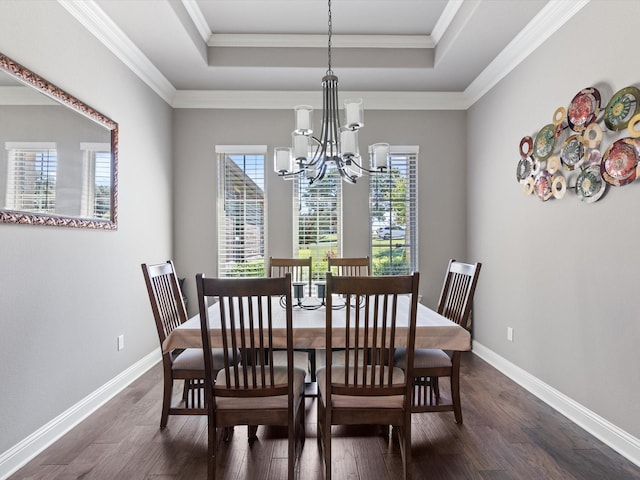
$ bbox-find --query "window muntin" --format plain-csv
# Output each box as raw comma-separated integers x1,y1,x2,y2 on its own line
217,148,266,278
370,150,418,275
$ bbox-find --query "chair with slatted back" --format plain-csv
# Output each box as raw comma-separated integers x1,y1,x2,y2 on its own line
317,272,420,480
395,259,481,424
196,273,306,480
268,257,316,382
321,257,371,368
327,256,370,276
142,261,215,428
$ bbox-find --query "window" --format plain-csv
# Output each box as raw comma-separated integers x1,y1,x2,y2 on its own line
216,146,267,278
370,148,418,275
4,142,57,213
80,143,111,219
294,168,342,282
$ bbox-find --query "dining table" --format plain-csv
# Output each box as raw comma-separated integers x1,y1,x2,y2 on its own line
162,295,471,354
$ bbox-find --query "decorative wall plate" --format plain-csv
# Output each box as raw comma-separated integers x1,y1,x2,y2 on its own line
519,136,533,158
560,134,586,170
534,124,557,160
604,86,640,131
576,164,606,203
601,137,640,186
516,157,533,183
533,171,553,201
547,155,560,174
567,87,601,132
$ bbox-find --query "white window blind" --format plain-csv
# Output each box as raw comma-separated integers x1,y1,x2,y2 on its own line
4,142,57,213
369,149,418,275
216,148,266,278
293,168,342,282
80,143,111,219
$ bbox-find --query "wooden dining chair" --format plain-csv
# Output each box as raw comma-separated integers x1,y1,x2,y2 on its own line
268,256,316,382
196,273,306,480
327,256,370,276
395,259,481,423
141,261,212,428
317,272,420,480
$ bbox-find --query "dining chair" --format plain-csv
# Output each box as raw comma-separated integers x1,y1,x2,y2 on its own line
268,256,316,382
196,273,306,480
141,261,212,428
327,256,370,276
320,256,371,368
395,259,481,423
268,257,313,296
317,272,420,480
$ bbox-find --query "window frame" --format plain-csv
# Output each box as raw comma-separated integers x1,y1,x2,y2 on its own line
369,146,419,276
216,145,268,278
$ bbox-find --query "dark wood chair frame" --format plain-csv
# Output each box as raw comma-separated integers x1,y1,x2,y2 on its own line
317,272,420,480
410,259,481,423
327,256,370,276
268,256,317,383
197,273,305,480
141,261,206,428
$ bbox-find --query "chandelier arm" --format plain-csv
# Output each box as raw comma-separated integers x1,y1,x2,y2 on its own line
348,156,388,174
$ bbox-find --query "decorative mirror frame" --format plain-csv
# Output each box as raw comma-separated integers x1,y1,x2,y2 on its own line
0,52,118,229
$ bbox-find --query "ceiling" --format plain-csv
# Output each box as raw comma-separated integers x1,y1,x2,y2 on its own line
61,0,587,109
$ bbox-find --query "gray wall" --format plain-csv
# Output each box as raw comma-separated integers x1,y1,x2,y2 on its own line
0,1,173,453
172,109,468,315
468,0,640,439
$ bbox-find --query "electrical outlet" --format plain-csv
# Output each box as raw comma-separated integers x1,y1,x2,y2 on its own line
507,327,513,342
117,334,125,351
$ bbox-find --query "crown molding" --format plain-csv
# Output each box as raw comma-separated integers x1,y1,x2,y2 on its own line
57,0,176,105
172,90,468,110
464,0,590,107
181,0,211,43
60,0,587,111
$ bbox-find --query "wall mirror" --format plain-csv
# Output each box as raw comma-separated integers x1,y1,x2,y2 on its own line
0,52,118,229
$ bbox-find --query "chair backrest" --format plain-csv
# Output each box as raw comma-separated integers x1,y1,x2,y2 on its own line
196,273,294,399
141,261,188,346
268,257,312,293
327,256,370,276
325,272,420,396
437,259,482,329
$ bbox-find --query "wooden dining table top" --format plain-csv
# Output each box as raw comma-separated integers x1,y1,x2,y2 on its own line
163,295,471,353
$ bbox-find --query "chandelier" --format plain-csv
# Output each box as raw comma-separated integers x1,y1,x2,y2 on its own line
274,0,390,184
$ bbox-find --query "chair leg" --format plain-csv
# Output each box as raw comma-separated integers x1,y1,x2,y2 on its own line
207,411,217,480
160,365,173,429
451,352,462,424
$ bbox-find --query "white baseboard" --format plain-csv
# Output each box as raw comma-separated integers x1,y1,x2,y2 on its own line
472,341,640,468
0,349,161,480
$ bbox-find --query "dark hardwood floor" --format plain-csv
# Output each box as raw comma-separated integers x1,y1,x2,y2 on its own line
10,353,640,479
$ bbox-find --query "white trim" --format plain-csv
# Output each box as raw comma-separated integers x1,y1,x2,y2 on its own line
464,0,590,107
472,341,640,469
214,145,267,154
0,350,161,480
57,0,176,105
172,90,469,110
431,0,464,44
181,0,211,44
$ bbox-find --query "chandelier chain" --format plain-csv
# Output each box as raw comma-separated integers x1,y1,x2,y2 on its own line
327,0,332,75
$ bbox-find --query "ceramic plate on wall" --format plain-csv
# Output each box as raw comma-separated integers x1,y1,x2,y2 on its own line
533,171,553,201
576,164,606,203
516,157,533,183
560,134,586,171
604,86,640,131
534,124,557,160
601,137,640,186
567,87,601,132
